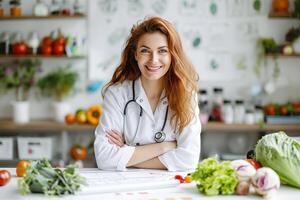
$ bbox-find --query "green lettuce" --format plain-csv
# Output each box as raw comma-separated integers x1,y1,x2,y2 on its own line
255,131,300,188
192,157,238,195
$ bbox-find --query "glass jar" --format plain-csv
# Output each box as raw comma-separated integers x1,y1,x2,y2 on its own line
222,99,233,124
198,89,208,103
10,0,22,17
199,100,209,124
50,0,61,15
0,1,4,17
33,0,49,16
244,109,255,124
73,0,84,15
254,105,264,124
0,32,10,55
61,0,73,15
210,87,223,122
234,100,245,124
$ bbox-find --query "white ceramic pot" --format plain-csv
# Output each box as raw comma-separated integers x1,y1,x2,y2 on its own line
293,37,300,53
12,101,30,124
53,101,71,123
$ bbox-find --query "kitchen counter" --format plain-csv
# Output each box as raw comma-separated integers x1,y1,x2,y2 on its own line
1,168,300,200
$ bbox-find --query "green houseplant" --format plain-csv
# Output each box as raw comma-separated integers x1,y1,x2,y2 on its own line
36,66,78,122
0,59,41,123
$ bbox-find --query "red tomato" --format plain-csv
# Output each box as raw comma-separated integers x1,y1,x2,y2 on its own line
70,145,87,161
12,42,28,55
41,45,52,55
0,170,11,186
264,104,276,116
52,44,64,55
53,37,65,46
42,36,52,46
246,159,262,170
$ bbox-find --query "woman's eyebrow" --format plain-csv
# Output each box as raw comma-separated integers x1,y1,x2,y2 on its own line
139,45,168,49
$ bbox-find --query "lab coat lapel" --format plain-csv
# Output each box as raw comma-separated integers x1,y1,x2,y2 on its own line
135,78,155,121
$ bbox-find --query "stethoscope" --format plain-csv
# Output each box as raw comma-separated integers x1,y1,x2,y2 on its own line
123,80,169,146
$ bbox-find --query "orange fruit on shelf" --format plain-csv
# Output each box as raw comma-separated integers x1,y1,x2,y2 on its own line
16,160,31,177
65,113,75,125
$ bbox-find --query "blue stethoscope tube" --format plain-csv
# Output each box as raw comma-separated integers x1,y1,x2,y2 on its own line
123,80,168,146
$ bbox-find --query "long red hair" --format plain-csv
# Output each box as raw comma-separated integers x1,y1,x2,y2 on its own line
103,16,199,133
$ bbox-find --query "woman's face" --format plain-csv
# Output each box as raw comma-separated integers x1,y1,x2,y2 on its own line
135,32,171,82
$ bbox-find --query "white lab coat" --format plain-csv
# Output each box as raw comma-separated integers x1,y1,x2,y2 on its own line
94,78,201,171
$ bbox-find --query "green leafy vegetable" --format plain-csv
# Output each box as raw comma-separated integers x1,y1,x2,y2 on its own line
18,159,85,196
191,157,238,195
255,131,300,188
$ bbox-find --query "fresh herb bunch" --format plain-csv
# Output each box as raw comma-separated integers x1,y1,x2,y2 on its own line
9,0,21,6
294,0,300,19
36,66,78,102
0,59,41,101
285,26,300,43
18,159,85,196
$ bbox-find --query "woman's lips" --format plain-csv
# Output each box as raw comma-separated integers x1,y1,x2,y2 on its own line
145,65,162,72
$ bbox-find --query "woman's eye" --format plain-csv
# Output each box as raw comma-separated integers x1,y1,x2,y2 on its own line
159,49,168,54
140,49,150,53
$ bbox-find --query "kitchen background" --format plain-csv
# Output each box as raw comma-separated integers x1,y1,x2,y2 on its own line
0,0,299,167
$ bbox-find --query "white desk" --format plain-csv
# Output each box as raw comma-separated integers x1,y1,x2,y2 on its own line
1,168,300,200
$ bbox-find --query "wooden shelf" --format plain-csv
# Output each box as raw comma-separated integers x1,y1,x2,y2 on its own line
266,53,300,57
0,120,299,133
268,12,295,19
0,14,86,21
0,55,86,59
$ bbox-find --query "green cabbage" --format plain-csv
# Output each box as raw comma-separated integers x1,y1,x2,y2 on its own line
192,157,238,195
255,131,300,188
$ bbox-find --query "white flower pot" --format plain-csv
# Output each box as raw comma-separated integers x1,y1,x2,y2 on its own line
53,101,71,123
12,101,30,124
293,37,300,53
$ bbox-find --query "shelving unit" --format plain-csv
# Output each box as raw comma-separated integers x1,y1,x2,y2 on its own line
0,15,86,20
1,120,299,133
268,12,295,19
266,53,300,57
0,55,86,59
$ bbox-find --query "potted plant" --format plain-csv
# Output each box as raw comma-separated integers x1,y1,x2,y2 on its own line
254,37,280,80
0,59,41,123
10,0,22,17
36,66,78,122
285,26,300,53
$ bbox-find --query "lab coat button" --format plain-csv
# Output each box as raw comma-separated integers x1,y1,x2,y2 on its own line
136,143,140,146
163,101,167,105
139,99,143,103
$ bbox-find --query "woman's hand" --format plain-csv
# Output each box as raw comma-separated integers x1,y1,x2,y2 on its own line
105,129,125,147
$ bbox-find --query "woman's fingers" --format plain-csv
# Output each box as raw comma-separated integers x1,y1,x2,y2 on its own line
105,129,124,147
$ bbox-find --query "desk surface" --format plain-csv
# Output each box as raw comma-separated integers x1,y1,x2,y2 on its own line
1,168,300,200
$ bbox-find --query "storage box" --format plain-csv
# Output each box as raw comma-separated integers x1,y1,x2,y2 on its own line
265,116,300,124
17,137,52,160
0,137,14,160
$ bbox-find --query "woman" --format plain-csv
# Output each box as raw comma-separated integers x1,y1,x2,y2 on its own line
94,16,201,171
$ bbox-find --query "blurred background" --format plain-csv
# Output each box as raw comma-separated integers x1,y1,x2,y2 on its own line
0,0,300,167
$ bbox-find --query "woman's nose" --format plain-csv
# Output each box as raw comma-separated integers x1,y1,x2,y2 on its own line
150,52,159,63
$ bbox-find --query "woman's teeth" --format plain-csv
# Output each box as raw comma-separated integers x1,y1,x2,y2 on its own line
146,65,162,71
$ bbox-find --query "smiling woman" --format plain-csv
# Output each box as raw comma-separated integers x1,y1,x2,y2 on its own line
94,16,201,171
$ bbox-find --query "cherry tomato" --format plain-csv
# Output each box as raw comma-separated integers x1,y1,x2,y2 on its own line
0,170,11,186
16,160,31,177
174,175,184,183
245,159,262,170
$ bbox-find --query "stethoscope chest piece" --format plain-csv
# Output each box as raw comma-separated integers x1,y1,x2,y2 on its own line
154,131,166,143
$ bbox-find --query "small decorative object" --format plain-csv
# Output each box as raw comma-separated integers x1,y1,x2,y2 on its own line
0,0,4,17
50,0,60,15
73,0,84,15
36,66,78,122
33,0,49,16
0,60,41,123
272,0,289,14
27,32,39,55
10,0,22,17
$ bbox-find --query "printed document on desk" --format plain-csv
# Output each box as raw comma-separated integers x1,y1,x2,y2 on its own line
78,169,181,194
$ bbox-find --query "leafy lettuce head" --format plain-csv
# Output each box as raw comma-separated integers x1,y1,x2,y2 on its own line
255,131,300,188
